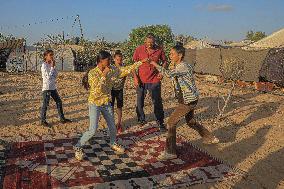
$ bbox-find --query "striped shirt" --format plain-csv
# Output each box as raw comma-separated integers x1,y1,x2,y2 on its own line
156,61,199,104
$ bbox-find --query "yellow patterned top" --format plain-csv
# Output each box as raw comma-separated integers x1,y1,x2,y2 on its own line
88,61,142,106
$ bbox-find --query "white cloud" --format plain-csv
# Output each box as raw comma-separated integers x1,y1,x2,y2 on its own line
196,4,234,12
207,4,234,12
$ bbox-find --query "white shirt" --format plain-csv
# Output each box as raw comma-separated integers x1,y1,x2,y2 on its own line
41,62,58,91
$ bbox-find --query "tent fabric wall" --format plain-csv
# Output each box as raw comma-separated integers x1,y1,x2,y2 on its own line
25,47,75,71
260,48,284,87
195,48,222,76
220,48,269,81
0,39,25,50
184,48,269,82
183,48,196,66
0,49,11,69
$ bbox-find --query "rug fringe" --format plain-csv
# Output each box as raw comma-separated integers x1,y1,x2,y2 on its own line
178,132,247,176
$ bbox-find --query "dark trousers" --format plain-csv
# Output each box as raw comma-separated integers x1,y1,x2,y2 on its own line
166,101,212,155
136,82,164,124
40,90,65,122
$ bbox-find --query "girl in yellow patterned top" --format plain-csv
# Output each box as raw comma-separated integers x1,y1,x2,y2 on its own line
74,50,144,160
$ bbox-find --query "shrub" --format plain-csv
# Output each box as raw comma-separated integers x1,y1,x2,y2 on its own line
122,25,175,65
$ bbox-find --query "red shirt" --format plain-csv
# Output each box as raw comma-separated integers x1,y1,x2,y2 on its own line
133,44,167,83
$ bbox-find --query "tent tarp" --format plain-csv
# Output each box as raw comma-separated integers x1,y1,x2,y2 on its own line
260,48,284,87
0,39,25,50
184,48,269,82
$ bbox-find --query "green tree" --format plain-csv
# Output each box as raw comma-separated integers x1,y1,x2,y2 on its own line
246,30,266,42
253,31,267,41
122,25,174,65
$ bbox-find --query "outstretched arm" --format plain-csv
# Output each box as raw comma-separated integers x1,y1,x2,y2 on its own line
118,61,142,78
115,58,148,78
150,61,188,78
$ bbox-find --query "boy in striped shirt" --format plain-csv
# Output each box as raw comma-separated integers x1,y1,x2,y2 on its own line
150,44,219,160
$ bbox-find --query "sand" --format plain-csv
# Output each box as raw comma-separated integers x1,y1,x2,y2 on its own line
0,71,283,188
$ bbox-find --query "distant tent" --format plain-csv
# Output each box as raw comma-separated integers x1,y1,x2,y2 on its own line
184,48,269,82
184,40,214,49
259,48,284,87
24,44,83,71
0,39,25,70
227,40,253,48
0,49,10,70
0,39,25,50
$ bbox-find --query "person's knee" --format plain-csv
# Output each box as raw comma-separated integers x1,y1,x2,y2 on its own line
186,118,196,126
167,118,177,129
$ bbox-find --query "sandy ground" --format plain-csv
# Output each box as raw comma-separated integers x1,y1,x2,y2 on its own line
0,71,283,189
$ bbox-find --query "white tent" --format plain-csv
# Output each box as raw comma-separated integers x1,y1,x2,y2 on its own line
25,46,78,71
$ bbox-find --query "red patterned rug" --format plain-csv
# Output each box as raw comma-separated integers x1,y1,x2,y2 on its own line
1,123,244,189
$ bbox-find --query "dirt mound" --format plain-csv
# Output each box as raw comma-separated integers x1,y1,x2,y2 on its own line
245,28,284,49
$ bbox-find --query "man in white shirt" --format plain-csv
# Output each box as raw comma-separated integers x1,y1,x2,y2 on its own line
40,49,71,127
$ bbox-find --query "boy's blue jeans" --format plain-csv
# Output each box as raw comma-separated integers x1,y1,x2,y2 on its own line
76,103,117,147
40,90,65,122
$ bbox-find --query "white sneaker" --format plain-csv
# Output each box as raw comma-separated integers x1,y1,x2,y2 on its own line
158,152,177,160
110,143,125,153
73,146,84,161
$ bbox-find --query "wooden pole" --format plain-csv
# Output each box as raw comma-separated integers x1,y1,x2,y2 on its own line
35,47,38,71
61,31,64,71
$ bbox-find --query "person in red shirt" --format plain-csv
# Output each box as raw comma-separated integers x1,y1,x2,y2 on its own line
133,33,167,131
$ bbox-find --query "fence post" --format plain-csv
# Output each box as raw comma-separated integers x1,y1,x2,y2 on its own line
35,47,38,71
25,55,27,72
61,57,64,71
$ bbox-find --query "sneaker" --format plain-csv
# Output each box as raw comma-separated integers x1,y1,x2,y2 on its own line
203,136,220,144
73,146,84,161
110,143,125,153
60,118,72,124
41,121,50,127
158,151,177,160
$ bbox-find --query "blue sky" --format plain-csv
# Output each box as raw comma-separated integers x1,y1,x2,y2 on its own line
0,0,283,44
